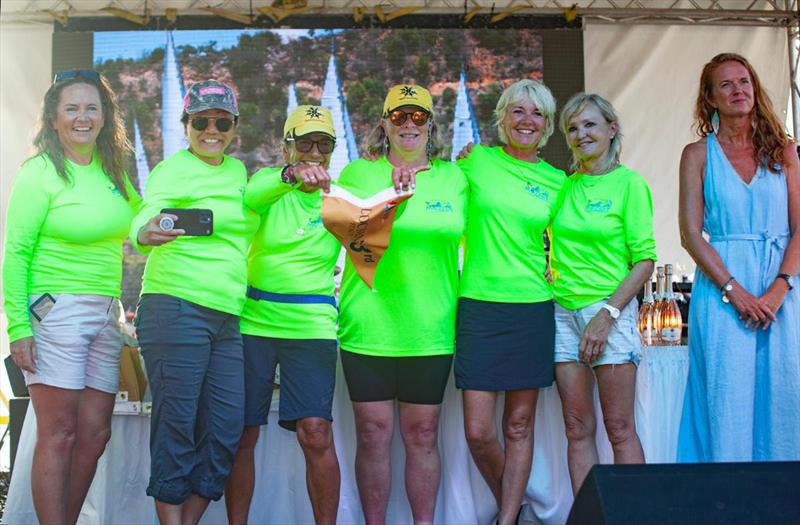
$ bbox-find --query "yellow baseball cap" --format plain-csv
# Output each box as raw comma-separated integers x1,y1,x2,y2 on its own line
284,105,335,139
382,84,433,116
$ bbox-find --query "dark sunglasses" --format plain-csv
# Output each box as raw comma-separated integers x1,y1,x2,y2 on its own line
388,109,430,127
53,69,100,84
190,116,235,132
293,136,335,154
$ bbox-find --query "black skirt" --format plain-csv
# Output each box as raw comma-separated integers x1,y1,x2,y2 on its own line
455,297,555,391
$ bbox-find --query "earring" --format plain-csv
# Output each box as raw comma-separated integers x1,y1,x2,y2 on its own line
384,136,390,154
711,110,720,134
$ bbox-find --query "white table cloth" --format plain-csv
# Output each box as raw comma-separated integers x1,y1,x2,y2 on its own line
2,346,688,525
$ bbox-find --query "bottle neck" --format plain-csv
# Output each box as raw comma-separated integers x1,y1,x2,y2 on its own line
664,273,673,300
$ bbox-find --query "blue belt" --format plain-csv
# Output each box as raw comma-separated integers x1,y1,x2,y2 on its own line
247,286,337,309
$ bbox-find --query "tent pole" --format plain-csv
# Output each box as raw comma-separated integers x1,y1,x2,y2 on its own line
788,1,800,138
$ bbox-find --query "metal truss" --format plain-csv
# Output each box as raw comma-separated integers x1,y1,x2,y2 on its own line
1,0,798,27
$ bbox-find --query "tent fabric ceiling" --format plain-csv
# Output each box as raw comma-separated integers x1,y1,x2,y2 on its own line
1,0,798,26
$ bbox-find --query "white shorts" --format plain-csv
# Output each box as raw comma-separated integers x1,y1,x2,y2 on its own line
25,294,122,393
554,299,642,368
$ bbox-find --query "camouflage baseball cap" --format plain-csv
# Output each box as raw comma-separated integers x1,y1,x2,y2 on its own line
182,80,239,116
284,105,336,139
382,84,433,116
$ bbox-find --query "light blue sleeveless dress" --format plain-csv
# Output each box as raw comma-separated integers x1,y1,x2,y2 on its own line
677,132,800,462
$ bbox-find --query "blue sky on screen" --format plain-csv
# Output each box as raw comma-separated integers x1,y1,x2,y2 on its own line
93,29,319,62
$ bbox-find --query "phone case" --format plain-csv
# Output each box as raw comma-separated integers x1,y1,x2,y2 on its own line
29,293,56,322
160,208,213,236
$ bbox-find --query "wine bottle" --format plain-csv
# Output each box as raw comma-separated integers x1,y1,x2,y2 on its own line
638,278,655,346
652,266,665,346
659,264,683,345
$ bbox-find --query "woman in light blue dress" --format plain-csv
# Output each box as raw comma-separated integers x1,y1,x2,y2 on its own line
678,53,800,461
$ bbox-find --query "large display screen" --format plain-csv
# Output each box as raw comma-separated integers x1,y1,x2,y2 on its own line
94,28,544,178
84,25,581,311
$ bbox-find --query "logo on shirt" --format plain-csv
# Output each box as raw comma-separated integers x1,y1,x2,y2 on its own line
524,183,549,202
297,215,323,235
108,185,122,197
425,200,453,213
585,199,612,213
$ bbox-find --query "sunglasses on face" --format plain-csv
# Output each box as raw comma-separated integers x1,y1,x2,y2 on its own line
388,109,430,127
190,116,235,132
292,136,336,154
53,69,100,84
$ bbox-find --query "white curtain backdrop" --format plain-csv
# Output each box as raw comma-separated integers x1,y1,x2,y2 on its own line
583,23,789,274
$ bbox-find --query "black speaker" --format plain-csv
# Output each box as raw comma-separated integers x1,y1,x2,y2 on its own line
567,462,800,525
8,397,30,476
4,355,29,397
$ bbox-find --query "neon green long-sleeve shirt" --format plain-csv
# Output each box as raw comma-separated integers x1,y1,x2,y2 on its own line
130,150,260,315
239,167,341,340
3,154,141,342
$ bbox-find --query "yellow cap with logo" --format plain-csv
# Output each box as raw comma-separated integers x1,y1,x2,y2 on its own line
284,105,336,139
382,84,433,116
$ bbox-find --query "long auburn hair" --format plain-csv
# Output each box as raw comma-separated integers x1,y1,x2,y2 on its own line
31,73,133,199
695,53,790,173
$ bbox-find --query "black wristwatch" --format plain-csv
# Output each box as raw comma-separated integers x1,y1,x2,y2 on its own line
777,273,795,291
280,164,297,185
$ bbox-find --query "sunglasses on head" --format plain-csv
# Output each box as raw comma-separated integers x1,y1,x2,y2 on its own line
388,109,430,127
190,116,235,132
53,69,100,84
291,135,336,154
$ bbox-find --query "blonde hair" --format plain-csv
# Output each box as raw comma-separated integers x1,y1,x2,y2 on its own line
559,93,622,174
695,53,790,173
494,79,556,147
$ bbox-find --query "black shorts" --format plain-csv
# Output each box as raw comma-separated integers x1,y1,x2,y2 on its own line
242,335,337,431
455,297,555,391
340,350,453,405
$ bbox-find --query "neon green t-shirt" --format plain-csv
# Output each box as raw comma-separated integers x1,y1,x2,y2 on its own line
130,149,260,315
458,145,566,302
550,164,657,310
239,167,341,340
336,157,468,357
3,154,141,342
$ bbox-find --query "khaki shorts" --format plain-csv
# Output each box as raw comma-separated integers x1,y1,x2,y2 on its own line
554,299,642,368
26,294,122,393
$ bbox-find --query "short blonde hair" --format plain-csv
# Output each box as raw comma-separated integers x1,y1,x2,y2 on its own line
559,92,622,174
494,79,557,147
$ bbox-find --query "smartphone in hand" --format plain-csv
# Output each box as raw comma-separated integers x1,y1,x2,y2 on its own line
160,208,213,236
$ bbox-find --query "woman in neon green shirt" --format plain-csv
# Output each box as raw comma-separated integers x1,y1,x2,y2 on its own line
3,70,140,525
225,105,342,525
131,80,259,525
456,79,566,525
550,93,656,494
337,84,468,524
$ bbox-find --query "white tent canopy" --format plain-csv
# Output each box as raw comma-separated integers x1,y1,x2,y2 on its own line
1,0,798,26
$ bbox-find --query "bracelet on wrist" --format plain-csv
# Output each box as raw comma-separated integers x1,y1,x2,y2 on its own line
721,276,735,303
280,164,297,185
777,273,795,291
